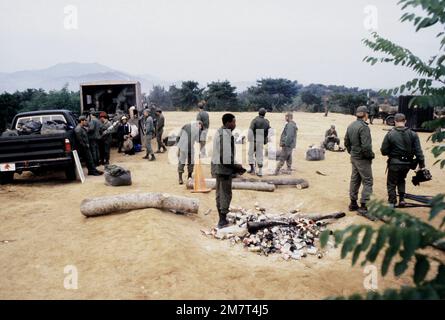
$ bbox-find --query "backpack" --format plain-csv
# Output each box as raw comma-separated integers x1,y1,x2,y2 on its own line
306,147,325,161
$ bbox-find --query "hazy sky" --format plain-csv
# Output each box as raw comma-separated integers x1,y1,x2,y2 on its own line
0,0,440,89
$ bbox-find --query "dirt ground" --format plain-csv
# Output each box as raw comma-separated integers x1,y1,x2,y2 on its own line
0,111,443,300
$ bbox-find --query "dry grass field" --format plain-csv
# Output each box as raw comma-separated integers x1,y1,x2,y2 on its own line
0,111,443,299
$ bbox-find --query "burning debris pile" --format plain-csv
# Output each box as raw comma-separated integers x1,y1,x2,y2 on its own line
202,205,345,261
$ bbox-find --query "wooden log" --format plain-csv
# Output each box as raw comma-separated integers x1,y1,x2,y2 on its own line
296,181,310,190
234,177,308,186
80,193,199,217
293,212,346,222
186,179,275,192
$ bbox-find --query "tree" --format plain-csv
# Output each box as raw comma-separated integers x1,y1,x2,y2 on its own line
246,78,301,112
148,86,172,110
204,81,239,111
321,0,445,300
330,93,368,115
178,81,204,110
300,91,322,112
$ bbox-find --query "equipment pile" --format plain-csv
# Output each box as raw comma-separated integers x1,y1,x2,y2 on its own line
202,205,345,261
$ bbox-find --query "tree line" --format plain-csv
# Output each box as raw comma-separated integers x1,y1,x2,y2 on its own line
0,79,396,132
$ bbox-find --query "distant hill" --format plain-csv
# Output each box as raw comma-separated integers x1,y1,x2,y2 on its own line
0,62,174,93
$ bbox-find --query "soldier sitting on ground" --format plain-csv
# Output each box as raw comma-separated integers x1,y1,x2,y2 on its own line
322,125,341,151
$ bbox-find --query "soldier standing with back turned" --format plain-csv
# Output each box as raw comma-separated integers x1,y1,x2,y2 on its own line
247,108,270,177
155,109,167,153
344,106,375,218
196,101,210,157
381,113,425,208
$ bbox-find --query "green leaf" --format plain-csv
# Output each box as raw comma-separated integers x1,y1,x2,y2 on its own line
394,260,409,277
320,230,330,248
414,254,430,285
366,225,389,263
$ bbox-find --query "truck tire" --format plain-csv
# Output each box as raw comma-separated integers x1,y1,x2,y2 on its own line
385,116,395,126
0,172,14,185
65,164,77,181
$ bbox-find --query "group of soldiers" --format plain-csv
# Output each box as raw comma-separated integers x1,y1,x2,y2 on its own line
76,101,427,229
344,106,425,219
74,111,113,176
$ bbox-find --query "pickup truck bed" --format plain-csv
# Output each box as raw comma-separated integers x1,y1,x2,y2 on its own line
0,110,78,184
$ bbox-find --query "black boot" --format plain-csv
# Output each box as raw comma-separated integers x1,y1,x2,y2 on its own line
349,200,359,211
187,172,193,180
357,204,377,221
142,154,149,159
178,173,184,185
217,213,230,229
149,154,156,161
399,193,406,208
247,164,255,175
162,146,167,152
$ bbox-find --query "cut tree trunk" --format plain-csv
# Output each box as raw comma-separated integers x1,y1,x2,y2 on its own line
186,179,275,192
80,193,199,217
234,177,309,187
293,212,346,222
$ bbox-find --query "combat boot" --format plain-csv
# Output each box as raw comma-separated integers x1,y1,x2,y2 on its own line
399,193,406,208
217,213,230,229
162,146,167,152
187,172,193,180
178,173,184,185
357,204,377,221
142,154,149,159
247,164,255,175
257,167,263,177
149,154,156,161
349,200,359,211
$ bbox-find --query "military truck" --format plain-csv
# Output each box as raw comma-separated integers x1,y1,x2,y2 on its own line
80,80,143,116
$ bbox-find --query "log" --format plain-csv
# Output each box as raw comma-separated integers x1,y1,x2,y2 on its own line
234,177,308,186
293,212,346,222
296,181,310,190
186,179,275,192
80,193,199,217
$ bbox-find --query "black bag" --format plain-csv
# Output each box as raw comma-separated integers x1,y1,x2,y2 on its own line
19,120,42,135
412,169,432,186
104,165,132,186
306,147,325,161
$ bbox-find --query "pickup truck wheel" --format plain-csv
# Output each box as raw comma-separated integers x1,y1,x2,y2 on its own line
0,172,14,185
65,164,77,181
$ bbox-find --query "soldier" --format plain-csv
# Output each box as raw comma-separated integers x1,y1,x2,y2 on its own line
177,121,203,185
274,112,298,175
247,108,270,177
117,116,131,153
369,103,379,125
212,113,246,228
99,112,112,166
75,116,101,176
344,106,375,217
381,113,425,208
196,101,210,157
142,109,156,161
88,111,101,166
155,109,167,153
323,125,340,150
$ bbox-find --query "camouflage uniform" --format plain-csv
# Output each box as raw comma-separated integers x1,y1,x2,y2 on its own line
212,126,245,225
99,119,113,164
177,123,200,177
248,115,270,169
144,116,155,157
196,110,210,156
276,120,298,173
75,124,96,173
344,119,375,205
156,113,167,152
88,117,101,166
381,127,425,204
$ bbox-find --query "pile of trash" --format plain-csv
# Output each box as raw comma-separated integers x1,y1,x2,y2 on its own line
202,205,344,261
